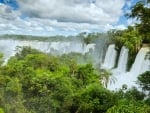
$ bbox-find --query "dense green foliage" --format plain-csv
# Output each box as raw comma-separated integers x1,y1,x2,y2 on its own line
109,0,150,69
0,47,149,113
109,28,140,70
138,71,150,91
112,0,150,50
127,0,150,43
0,54,3,66
137,71,150,105
111,26,142,54
0,1,149,112
107,100,150,113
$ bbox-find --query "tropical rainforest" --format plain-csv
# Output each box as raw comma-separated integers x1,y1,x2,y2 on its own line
0,0,150,113
0,46,149,113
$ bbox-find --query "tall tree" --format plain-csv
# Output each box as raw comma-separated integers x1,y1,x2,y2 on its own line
127,0,150,43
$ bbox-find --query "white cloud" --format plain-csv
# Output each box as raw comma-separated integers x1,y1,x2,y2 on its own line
17,0,125,25
127,18,140,27
0,3,20,19
0,0,128,35
104,24,126,31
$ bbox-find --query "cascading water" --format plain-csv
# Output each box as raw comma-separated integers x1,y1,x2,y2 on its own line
140,59,150,74
115,46,129,73
0,39,96,63
84,44,96,54
1,38,149,90
108,47,150,90
130,47,150,75
101,44,117,69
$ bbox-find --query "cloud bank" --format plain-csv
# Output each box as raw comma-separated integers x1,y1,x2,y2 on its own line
0,0,127,35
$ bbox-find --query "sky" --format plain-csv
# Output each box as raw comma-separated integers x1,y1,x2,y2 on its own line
0,0,138,36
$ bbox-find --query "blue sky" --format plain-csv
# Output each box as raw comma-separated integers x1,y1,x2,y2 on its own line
0,0,138,36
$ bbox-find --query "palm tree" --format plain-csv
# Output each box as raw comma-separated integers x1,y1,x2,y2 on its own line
99,69,116,88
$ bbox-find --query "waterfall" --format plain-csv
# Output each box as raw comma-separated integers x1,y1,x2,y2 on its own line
116,46,129,73
140,59,150,74
84,44,96,53
130,47,150,75
108,47,150,90
101,44,117,69
0,39,96,63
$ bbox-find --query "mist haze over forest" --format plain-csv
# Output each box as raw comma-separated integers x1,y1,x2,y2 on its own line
0,0,150,113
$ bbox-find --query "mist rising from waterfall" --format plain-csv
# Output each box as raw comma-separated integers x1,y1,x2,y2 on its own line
0,37,102,65
1,35,149,90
